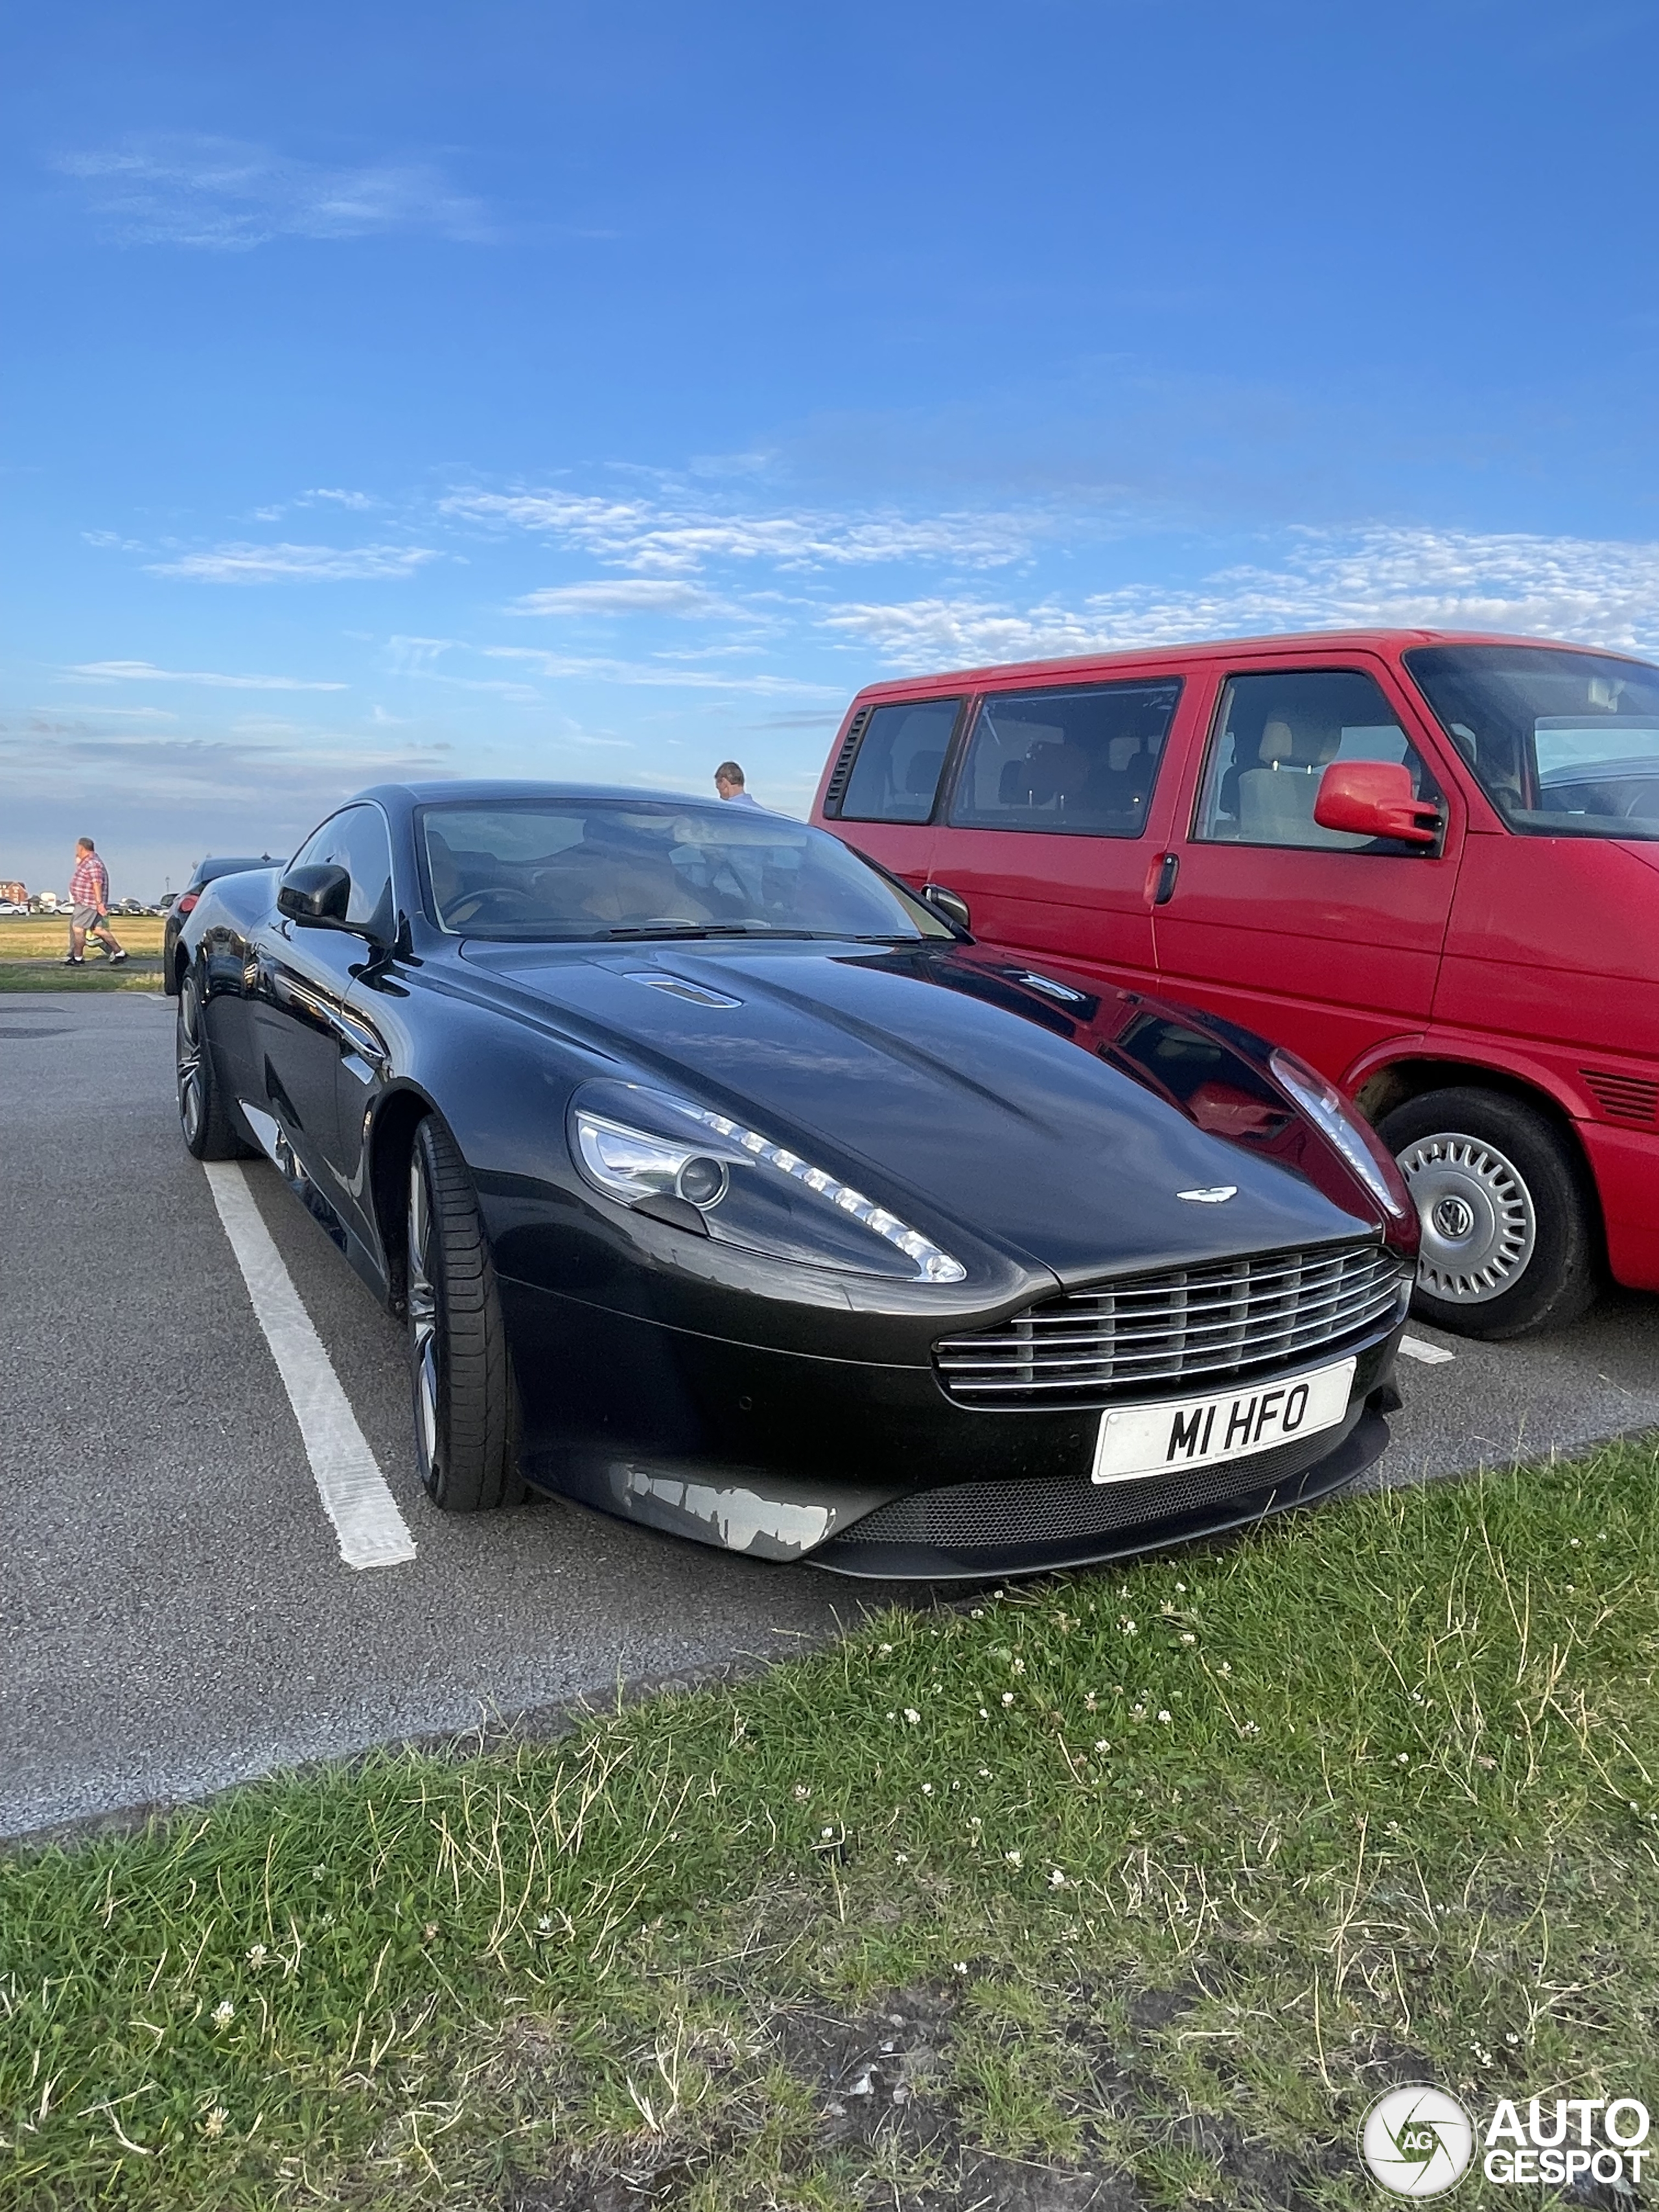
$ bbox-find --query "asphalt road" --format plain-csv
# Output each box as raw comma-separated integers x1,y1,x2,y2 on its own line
4,994,1658,1843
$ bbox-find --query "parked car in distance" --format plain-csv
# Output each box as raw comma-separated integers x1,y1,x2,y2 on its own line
813,630,1659,1340
162,854,284,994
172,781,1417,1579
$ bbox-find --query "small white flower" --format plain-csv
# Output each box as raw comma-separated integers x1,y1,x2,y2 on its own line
1048,1868,1066,1887
895,1852,909,1864
970,1607,984,1618
904,1707,920,1725
821,1826,835,1838
1570,1537,1581,1548
1084,1692,1098,1712
539,1913,552,1931
1179,1633,1196,1646
1119,1618,1138,1635
1218,1660,1231,1676
1001,1691,1015,1706
211,2000,235,2030
887,1710,897,1721
1011,1657,1025,1674
1004,1850,1022,1867
202,2105,228,2139
246,1942,267,1969
1505,2032,1519,2045
793,1782,811,1801
1094,1738,1109,1752
977,1765,990,1777
1241,1721,1259,1737
921,1783,934,1795
1396,1753,1410,1765
1175,1581,1187,1592
879,1642,894,1653
978,1705,990,1718
1157,1710,1172,1725
954,1960,968,1973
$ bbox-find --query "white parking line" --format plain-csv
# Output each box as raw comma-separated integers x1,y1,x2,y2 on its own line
202,1161,417,1570
1399,1334,1457,1365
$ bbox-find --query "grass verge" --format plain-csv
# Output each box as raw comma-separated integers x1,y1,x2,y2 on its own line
5,1439,1658,2209
0,918,165,990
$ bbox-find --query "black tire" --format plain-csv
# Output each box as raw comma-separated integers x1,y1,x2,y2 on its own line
406,1115,521,1511
176,970,255,1160
1378,1086,1599,1340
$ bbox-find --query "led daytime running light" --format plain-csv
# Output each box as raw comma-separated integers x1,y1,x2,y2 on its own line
670,1101,966,1283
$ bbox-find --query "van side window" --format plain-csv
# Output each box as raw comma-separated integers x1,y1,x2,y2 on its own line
836,698,961,822
947,679,1180,837
1195,669,1442,852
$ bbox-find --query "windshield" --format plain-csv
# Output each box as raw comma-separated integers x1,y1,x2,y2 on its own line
417,797,954,942
1404,644,1659,839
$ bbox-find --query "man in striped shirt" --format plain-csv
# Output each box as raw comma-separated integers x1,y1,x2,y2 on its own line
65,837,127,966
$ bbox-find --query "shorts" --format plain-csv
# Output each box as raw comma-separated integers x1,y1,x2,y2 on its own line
70,904,109,931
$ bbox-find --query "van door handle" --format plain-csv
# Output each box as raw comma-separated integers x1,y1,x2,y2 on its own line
1150,852,1179,906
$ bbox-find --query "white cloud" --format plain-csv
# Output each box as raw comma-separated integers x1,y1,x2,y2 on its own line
146,541,438,583
820,526,1659,670
58,135,491,250
67,658,349,691
512,578,730,617
303,488,380,509
440,486,1043,574
483,645,840,697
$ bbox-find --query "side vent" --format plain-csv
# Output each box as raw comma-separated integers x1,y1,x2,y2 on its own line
1582,1068,1659,1127
821,705,872,816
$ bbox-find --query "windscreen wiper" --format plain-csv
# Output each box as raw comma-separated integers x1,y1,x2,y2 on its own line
599,923,821,940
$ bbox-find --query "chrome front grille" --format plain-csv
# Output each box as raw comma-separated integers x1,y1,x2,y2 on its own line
936,1240,1407,1408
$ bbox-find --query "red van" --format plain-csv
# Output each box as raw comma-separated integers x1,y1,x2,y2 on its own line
811,631,1659,1339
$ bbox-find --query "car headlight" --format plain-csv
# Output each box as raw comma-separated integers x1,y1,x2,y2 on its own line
1268,1049,1412,1222
570,1081,966,1283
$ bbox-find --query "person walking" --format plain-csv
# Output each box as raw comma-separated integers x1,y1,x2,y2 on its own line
713,760,760,806
65,837,127,966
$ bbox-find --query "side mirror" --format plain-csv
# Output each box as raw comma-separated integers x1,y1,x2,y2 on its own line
278,863,352,926
1314,761,1443,846
922,882,972,931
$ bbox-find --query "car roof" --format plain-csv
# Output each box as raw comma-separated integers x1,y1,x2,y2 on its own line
839,627,1654,704
365,780,736,808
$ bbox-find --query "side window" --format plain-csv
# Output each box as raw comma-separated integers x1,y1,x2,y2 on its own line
837,698,960,822
947,679,1180,837
290,804,395,927
1195,669,1443,852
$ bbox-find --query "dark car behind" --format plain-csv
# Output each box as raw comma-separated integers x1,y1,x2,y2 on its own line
162,855,282,994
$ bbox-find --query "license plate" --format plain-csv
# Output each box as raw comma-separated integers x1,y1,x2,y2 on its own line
1091,1357,1356,1485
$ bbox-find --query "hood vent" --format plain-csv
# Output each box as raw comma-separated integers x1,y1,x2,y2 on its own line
624,972,742,1009
822,705,873,816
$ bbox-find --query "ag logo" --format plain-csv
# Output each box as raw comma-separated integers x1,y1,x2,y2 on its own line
1176,1185,1237,1204
1360,2085,1474,2197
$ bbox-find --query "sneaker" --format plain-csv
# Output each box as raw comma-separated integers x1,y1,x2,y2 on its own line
64,955,84,966
108,948,128,964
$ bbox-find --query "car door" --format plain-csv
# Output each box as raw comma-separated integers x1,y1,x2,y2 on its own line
822,694,963,891
924,672,1188,986
1152,657,1467,1077
249,804,396,1189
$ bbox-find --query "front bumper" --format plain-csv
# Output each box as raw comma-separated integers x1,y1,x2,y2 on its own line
502,1270,1405,1578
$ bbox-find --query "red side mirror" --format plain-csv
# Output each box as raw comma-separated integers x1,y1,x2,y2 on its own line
1314,760,1443,845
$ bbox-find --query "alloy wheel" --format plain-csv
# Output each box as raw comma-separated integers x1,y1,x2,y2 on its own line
176,982,205,1146
1395,1130,1537,1305
408,1152,441,1480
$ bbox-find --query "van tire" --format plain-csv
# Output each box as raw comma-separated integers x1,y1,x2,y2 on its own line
1378,1086,1598,1340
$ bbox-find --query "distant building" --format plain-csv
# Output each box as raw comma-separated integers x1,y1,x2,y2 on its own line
0,880,24,903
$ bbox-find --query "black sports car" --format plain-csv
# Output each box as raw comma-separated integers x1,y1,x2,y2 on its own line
174,782,1416,1578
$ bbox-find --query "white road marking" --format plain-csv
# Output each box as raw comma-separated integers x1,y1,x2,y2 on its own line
1399,1334,1457,1366
202,1161,417,1570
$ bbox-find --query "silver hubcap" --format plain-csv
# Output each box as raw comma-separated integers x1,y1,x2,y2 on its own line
408,1154,441,1476
1395,1130,1536,1305
176,986,203,1143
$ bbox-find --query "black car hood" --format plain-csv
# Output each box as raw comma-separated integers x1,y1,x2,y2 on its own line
463,938,1382,1284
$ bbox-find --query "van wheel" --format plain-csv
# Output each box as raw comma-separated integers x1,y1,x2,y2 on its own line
1378,1086,1598,1340
406,1115,521,1511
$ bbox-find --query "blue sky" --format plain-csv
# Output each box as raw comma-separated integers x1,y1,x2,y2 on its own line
6,0,1659,896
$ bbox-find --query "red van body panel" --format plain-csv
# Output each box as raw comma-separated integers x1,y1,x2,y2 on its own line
813,629,1659,1296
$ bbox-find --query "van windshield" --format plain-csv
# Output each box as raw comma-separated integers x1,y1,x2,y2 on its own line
1404,644,1659,839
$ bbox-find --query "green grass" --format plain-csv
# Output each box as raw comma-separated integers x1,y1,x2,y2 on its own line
5,1438,1658,2209
0,916,165,991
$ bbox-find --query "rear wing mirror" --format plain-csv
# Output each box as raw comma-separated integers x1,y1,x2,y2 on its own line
1314,761,1443,846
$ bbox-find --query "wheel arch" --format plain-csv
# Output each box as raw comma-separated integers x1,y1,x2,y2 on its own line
1349,1053,1607,1264
365,1083,439,1315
